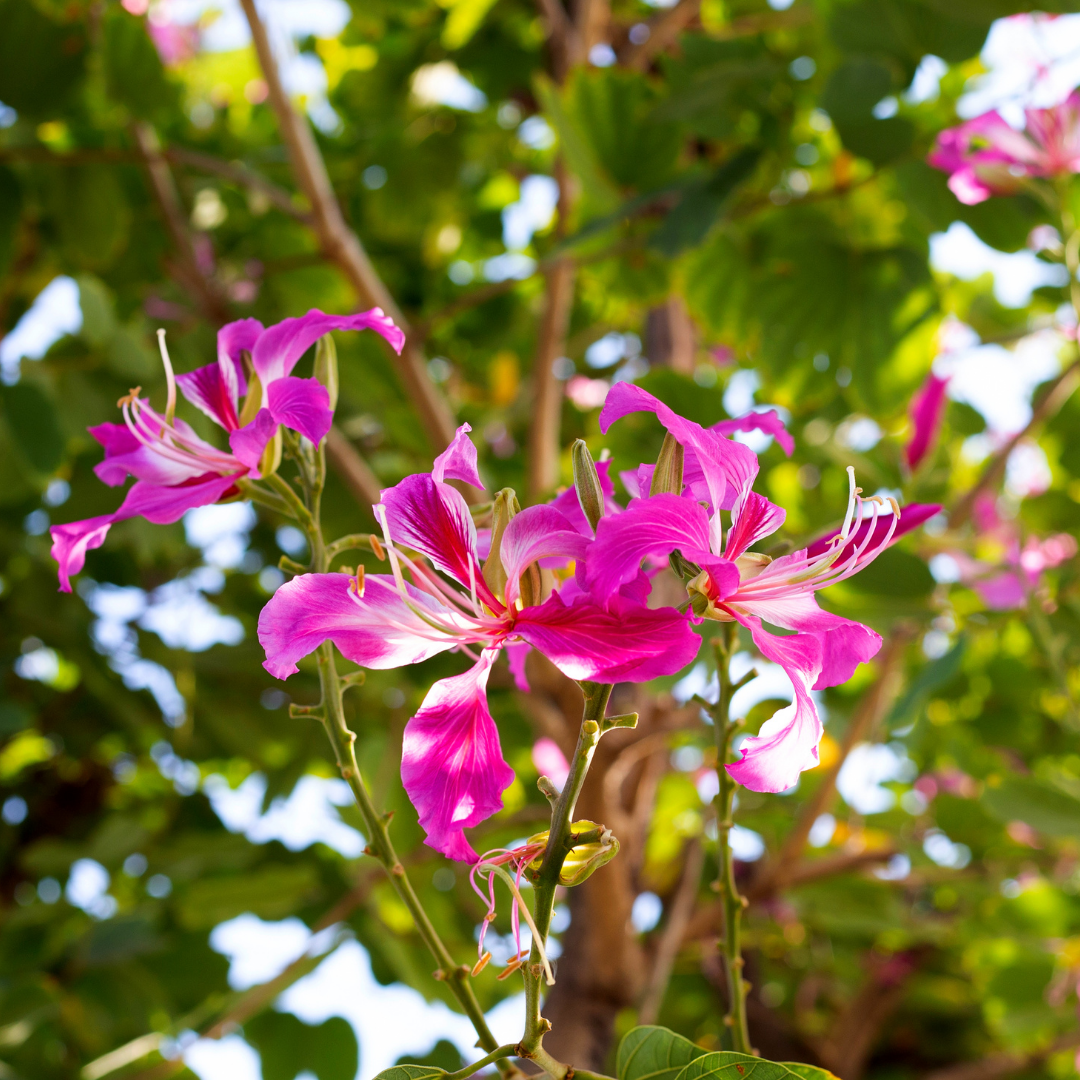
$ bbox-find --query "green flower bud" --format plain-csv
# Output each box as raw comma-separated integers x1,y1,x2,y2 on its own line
650,432,685,497
482,488,519,603
525,820,620,886
571,439,604,533
314,333,339,411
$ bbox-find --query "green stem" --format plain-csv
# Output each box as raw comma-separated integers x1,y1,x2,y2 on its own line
518,681,613,1076
444,1045,519,1080
712,625,752,1054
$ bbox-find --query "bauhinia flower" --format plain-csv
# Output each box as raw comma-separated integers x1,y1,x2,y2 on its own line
947,495,1077,610
929,92,1080,205
257,425,699,862
586,382,939,793
50,309,403,593
905,371,950,471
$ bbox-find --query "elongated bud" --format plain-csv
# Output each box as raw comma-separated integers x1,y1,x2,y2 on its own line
571,439,604,533
314,333,339,411
238,370,264,428
482,488,519,602
650,432,684,497
259,425,282,478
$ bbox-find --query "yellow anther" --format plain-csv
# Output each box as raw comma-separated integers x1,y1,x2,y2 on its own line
117,387,142,408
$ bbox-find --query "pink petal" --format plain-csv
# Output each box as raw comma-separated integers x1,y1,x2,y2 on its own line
804,503,941,562
532,737,570,790
500,505,589,606
726,616,823,793
229,409,278,470
252,308,405,384
713,409,794,456
257,572,459,680
947,170,993,205
50,473,239,592
401,651,515,862
514,591,700,683
380,474,489,600
726,491,786,560
90,422,204,487
176,363,240,432
905,372,950,471
432,423,483,488
267,376,332,446
973,571,1027,610
506,641,531,692
586,494,718,599
217,317,263,405
600,382,759,513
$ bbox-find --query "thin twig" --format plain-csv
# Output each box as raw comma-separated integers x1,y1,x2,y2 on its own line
621,0,700,70
237,0,461,459
325,426,383,513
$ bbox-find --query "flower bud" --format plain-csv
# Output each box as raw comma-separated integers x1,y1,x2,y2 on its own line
238,370,264,428
571,439,604,533
314,333,339,411
650,432,684,497
482,488,519,602
525,820,620,886
259,424,282,478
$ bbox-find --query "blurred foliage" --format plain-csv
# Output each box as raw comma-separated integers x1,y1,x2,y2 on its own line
1,1,1080,1079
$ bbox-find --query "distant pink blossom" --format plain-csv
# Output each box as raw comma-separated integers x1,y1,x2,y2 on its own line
51,310,404,592
566,374,610,410
929,92,1080,204
590,382,938,793
147,16,199,66
905,372,950,471
257,425,699,861
532,737,570,790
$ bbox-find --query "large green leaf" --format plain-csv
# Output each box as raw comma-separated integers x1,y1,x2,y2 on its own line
678,1051,790,1080
0,166,22,276
982,775,1080,838
50,166,129,267
0,0,87,116
103,9,175,118
1,381,65,474
371,1067,448,1080
245,1012,358,1080
887,636,965,732
175,865,321,929
616,1025,708,1080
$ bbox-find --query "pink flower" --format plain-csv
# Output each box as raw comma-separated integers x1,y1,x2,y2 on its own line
905,372,950,471
50,309,404,592
949,495,1076,609
587,383,939,793
256,425,699,862
146,15,199,66
929,92,1080,205
532,737,570,790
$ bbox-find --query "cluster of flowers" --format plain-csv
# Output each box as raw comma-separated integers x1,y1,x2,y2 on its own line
51,309,939,864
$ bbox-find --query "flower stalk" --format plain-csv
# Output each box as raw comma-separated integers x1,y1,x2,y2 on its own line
711,622,753,1053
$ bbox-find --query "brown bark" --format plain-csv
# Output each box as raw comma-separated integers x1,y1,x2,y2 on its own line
325,427,383,514
645,295,698,375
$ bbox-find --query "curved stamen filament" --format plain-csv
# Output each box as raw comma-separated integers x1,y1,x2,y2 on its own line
157,329,177,429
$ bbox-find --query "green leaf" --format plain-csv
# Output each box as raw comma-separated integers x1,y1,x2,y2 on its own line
677,1051,790,1080
821,59,894,126
982,775,1080,838
844,547,935,599
1,381,65,474
76,274,119,348
245,1012,358,1080
616,1025,707,1080
51,166,130,268
176,864,321,929
0,0,87,117
371,1067,448,1080
103,8,176,118
887,635,965,732
0,167,22,276
441,0,501,50
780,1067,840,1080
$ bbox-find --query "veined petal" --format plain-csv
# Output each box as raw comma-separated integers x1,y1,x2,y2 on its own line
90,422,207,487
730,592,881,690
726,615,823,793
401,650,515,862
586,494,713,598
267,376,332,446
714,409,794,456
229,409,278,470
905,372,950,471
514,591,700,683
500,505,588,606
804,502,940,562
257,572,460,680
505,641,531,692
726,491,785,561
50,473,239,592
432,423,483,488
380,474,486,597
217,317,264,405
252,308,405,384
599,382,759,513
176,363,240,432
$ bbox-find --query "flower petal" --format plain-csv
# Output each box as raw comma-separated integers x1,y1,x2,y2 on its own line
506,641,531,692
726,615,823,793
257,572,459,680
401,650,515,862
514,591,700,683
500,505,589,606
380,474,488,598
176,363,241,432
267,376,332,446
587,494,713,599
804,502,941,562
726,491,786,561
89,422,208,487
50,473,239,592
713,409,794,456
599,382,759,513
905,373,950,471
217,317,264,403
229,409,278,470
432,423,483,488
252,308,405,384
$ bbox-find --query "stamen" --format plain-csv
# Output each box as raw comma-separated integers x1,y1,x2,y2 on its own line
157,329,177,429
838,467,858,541
117,387,142,409
471,952,491,977
369,534,386,560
